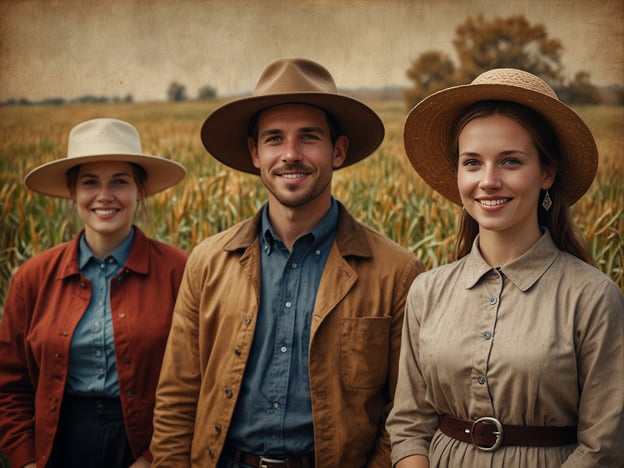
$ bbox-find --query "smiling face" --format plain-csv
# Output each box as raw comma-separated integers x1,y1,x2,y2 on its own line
457,113,555,243
248,103,348,213
71,161,139,246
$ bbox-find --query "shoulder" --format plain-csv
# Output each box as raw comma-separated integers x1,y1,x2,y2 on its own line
553,250,624,305
13,240,75,276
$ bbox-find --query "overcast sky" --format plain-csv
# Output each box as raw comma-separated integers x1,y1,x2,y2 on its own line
1,0,622,102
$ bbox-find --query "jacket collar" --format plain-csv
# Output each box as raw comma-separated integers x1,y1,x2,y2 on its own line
57,225,150,279
223,201,373,259
463,229,559,291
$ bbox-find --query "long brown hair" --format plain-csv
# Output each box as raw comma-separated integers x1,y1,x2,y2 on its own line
452,101,593,265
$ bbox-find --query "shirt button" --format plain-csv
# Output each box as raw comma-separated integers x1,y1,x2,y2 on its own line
284,301,293,309
273,402,280,409
477,375,486,384
119,313,126,318
244,316,252,325
280,346,287,353
100,264,105,269
123,356,131,364
483,331,492,340
489,296,497,305
315,250,321,256
95,350,102,356
214,424,221,433
234,348,241,356
291,263,297,269
225,388,233,398
126,391,133,397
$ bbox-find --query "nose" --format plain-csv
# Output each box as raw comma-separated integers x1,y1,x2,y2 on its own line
282,139,302,162
96,186,114,201
479,164,502,190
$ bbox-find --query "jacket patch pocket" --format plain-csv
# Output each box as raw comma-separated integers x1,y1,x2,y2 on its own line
340,317,390,389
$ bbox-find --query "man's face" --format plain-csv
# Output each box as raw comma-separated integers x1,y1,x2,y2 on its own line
248,104,348,211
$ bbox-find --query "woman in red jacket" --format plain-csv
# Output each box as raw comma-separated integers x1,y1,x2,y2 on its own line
0,118,188,468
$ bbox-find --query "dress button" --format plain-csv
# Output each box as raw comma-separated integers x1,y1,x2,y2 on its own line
489,296,497,305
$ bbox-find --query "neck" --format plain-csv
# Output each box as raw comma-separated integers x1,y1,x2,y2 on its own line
267,197,331,251
478,223,542,267
84,228,131,259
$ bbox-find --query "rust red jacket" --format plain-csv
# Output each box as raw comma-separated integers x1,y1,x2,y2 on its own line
0,227,187,468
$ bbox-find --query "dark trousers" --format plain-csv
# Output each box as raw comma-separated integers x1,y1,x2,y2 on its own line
47,394,134,468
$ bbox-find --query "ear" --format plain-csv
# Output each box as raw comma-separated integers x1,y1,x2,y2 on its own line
332,135,349,169
248,137,260,169
542,165,556,190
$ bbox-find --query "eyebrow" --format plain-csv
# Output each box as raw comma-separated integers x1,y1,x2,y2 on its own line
259,126,326,139
79,172,133,179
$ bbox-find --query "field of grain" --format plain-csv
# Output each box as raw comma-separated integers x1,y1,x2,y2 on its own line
1,100,623,313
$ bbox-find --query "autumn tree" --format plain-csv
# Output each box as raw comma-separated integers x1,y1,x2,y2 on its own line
453,15,563,84
404,51,455,108
405,14,571,109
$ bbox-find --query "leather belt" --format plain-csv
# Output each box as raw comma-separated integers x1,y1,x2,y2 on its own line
222,443,314,468
439,414,577,452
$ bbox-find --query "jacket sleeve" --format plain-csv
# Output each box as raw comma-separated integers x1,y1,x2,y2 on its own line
367,257,424,467
0,271,37,468
150,251,202,467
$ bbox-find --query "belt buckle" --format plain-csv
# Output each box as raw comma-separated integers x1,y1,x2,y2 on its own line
471,416,504,452
259,456,286,468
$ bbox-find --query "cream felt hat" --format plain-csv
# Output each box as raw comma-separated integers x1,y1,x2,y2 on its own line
403,68,598,206
200,58,385,174
24,118,186,199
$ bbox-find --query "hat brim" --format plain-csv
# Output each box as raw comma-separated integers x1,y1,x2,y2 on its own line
24,153,186,199
201,92,385,174
403,83,598,206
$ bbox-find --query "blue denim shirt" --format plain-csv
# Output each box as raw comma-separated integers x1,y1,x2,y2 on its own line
227,199,339,456
66,228,134,397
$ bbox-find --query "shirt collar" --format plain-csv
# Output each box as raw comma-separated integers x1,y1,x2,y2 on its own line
463,229,559,291
78,227,135,270
260,197,339,255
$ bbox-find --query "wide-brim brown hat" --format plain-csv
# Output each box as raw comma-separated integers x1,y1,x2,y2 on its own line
25,118,186,199
403,68,598,206
201,58,385,174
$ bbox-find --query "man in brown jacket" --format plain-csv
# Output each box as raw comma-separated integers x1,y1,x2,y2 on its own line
150,58,423,467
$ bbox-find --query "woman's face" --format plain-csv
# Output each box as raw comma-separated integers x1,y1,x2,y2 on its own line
457,113,554,239
71,161,138,242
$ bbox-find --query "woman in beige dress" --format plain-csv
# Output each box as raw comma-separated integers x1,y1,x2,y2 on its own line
387,69,624,467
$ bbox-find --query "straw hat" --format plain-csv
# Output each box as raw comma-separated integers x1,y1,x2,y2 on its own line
403,68,598,206
24,118,186,199
200,58,385,174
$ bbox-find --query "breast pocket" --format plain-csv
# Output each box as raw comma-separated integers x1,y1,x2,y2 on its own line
340,317,391,389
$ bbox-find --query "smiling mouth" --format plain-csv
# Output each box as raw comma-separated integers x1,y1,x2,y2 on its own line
279,173,307,179
478,198,511,207
93,208,118,215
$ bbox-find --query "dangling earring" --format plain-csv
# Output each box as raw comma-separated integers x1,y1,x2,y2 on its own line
542,190,552,211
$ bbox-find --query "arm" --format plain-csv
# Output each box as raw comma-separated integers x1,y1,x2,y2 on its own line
396,455,429,468
367,259,423,467
562,281,624,467
150,256,202,467
0,272,37,468
386,277,439,465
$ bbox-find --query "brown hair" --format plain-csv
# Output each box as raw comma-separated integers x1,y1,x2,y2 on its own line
451,101,593,265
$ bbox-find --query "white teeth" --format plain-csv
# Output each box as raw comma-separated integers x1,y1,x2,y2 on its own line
281,173,305,179
479,199,508,206
95,209,116,215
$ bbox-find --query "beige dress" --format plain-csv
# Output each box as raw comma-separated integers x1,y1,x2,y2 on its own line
387,231,624,467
